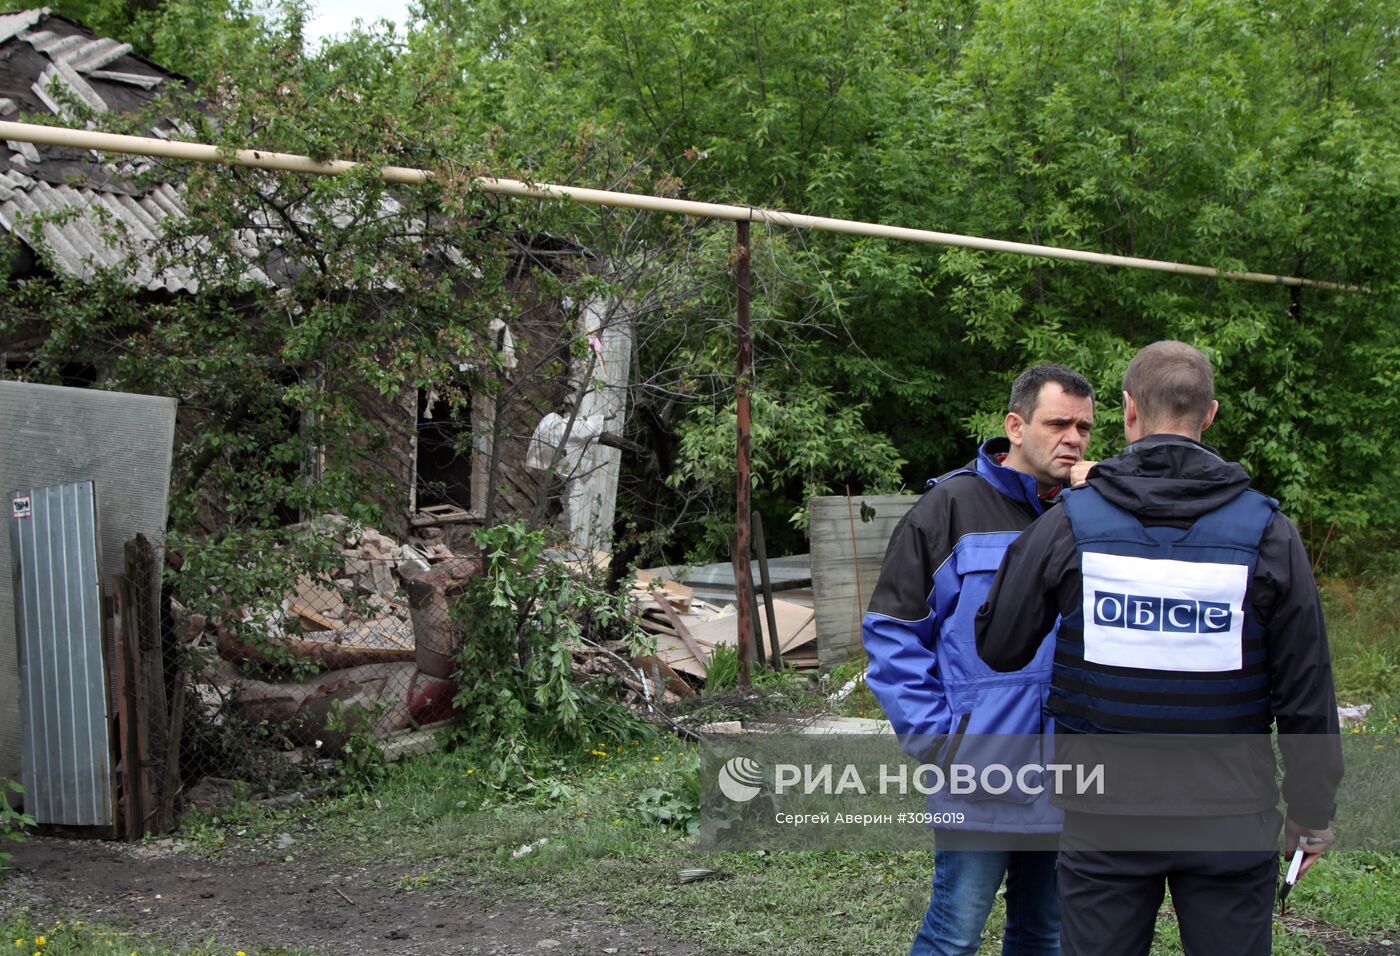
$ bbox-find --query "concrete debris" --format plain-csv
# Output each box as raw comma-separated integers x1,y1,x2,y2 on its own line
511,837,550,860
827,669,868,704
696,715,893,735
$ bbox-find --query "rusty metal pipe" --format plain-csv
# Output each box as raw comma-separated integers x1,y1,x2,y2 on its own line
735,221,754,689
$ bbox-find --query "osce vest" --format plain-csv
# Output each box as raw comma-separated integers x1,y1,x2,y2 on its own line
1051,485,1278,734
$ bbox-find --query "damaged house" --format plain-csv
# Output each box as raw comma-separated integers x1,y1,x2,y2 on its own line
0,9,634,815
0,9,632,547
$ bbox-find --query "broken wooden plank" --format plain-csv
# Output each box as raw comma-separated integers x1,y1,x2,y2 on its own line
409,504,475,527
289,600,343,632
652,593,708,677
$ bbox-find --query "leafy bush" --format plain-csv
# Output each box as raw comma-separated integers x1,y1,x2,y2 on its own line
629,752,700,834
1,779,35,869
451,523,653,789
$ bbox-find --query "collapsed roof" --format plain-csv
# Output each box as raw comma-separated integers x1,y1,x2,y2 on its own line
0,9,223,290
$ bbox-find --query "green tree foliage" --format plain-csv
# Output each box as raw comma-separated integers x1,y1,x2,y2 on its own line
7,0,1399,572
0,779,35,868
46,0,300,85
0,8,541,621
420,0,1400,562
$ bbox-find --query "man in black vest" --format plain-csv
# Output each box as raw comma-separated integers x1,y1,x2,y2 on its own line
973,341,1343,956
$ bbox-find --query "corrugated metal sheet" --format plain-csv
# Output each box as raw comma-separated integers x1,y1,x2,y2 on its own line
9,481,112,827
0,381,177,794
0,13,449,291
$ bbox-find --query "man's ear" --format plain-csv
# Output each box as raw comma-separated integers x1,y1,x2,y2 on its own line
1122,391,1139,440
1200,399,1219,433
1005,411,1026,448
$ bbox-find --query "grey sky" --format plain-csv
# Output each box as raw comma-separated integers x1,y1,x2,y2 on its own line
304,0,417,49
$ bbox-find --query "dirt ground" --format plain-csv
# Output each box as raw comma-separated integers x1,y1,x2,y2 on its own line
4,834,1392,956
1,834,709,956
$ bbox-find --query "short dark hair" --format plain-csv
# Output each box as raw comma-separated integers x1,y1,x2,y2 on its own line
1122,341,1214,429
1008,364,1094,420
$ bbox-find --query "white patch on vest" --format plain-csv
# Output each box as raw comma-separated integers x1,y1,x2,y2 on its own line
1080,552,1248,672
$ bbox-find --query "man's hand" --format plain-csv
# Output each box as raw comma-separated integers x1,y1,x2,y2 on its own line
1285,818,1335,878
1069,460,1098,487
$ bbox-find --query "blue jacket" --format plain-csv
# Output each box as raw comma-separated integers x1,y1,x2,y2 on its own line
862,438,1062,833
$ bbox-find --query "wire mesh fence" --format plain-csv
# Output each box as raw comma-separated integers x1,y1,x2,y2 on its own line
130,523,482,826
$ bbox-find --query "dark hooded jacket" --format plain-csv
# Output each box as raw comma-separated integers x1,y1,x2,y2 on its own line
974,435,1342,827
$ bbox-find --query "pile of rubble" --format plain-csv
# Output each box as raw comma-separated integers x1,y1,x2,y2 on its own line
194,518,821,753
198,516,479,752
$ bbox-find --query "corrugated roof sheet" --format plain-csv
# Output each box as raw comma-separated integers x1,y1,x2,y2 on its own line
0,8,45,46
0,10,214,289
0,11,458,294
0,173,273,292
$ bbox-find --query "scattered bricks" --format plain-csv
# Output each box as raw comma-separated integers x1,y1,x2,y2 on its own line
344,557,394,596
405,556,482,679
358,529,399,560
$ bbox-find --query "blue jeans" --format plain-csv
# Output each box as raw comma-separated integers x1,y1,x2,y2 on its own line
909,848,1060,956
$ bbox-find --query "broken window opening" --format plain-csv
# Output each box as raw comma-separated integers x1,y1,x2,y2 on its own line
415,386,477,513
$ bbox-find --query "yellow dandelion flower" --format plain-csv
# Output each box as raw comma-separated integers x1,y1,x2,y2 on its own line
238,951,247,956
35,939,44,947
653,755,661,762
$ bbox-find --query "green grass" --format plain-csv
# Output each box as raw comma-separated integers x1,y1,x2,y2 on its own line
0,915,318,956
1320,572,1400,705
284,565,1400,954
290,737,1397,956
7,567,1397,956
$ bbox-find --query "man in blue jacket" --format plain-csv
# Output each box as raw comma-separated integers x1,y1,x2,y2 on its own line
863,364,1095,956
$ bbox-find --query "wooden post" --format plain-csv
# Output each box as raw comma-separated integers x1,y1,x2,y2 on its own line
753,511,783,669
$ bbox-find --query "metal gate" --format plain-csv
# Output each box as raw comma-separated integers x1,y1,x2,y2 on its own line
9,480,112,827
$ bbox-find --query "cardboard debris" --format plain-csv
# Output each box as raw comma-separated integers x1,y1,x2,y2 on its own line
628,576,818,679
